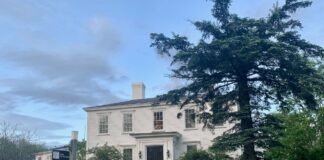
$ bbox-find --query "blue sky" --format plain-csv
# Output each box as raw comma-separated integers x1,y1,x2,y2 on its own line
0,0,323,146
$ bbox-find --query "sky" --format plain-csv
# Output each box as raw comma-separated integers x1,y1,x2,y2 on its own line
0,0,323,147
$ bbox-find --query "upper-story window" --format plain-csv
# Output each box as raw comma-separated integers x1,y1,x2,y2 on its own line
98,114,108,134
123,113,133,132
185,109,196,128
154,111,163,130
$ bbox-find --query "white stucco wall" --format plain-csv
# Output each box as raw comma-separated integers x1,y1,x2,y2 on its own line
86,103,234,160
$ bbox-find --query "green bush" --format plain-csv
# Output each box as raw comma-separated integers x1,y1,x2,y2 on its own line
88,144,122,160
179,149,214,160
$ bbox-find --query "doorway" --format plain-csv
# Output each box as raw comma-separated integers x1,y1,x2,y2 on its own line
146,145,163,160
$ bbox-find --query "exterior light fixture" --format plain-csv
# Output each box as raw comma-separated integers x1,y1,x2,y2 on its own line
167,150,170,158
138,151,142,159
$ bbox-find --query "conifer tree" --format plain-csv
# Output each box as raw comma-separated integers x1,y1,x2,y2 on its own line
151,0,324,159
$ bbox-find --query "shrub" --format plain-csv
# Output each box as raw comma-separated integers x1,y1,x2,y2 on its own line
179,149,214,160
88,144,122,160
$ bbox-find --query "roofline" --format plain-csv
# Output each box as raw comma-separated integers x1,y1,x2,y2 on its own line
83,98,165,112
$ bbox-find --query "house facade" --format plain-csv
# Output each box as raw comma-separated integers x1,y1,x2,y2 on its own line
84,83,236,160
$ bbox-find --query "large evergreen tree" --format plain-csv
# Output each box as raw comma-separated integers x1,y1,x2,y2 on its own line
150,0,324,159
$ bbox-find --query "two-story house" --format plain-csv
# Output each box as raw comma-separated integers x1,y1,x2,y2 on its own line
84,83,235,160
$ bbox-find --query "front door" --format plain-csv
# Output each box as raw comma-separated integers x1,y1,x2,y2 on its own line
147,145,163,160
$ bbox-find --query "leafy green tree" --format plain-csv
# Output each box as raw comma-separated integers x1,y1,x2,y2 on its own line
151,0,324,159
77,139,86,160
180,149,232,160
179,149,214,160
88,144,122,160
265,108,324,160
0,122,47,160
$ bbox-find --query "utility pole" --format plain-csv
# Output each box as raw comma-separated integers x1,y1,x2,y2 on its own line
70,131,78,160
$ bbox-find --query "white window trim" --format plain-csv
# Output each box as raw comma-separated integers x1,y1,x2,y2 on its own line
152,110,164,131
118,145,135,160
122,148,133,160
122,112,134,133
97,112,111,135
183,141,201,151
184,108,198,130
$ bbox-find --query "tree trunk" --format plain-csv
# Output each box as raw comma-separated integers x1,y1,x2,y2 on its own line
238,77,257,160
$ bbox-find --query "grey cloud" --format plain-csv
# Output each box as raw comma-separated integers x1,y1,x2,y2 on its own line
0,15,126,108
0,93,17,111
0,49,124,106
0,113,70,130
0,113,71,141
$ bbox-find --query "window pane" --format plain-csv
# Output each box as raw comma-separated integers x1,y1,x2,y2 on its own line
187,145,197,152
185,109,196,128
99,115,108,133
123,113,133,132
154,112,163,130
123,148,132,160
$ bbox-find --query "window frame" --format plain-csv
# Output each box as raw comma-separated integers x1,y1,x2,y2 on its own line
98,113,109,134
123,148,133,160
123,113,133,133
185,109,196,128
153,111,164,130
186,144,198,152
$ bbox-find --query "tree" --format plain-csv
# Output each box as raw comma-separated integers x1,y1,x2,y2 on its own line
265,108,324,160
77,139,86,160
0,122,47,160
179,149,214,160
150,0,324,159
180,149,232,160
88,144,122,160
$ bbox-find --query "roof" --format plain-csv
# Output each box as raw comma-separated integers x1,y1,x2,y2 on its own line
83,97,160,112
35,145,69,155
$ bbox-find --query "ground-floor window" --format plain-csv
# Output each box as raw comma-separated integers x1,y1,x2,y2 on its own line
123,148,132,160
187,145,197,152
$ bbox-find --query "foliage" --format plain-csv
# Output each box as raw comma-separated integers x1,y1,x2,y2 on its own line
150,0,324,159
88,143,122,160
77,139,86,160
0,122,47,160
179,149,214,160
265,108,324,160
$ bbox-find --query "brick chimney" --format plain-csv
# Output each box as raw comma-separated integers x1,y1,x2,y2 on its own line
132,82,145,100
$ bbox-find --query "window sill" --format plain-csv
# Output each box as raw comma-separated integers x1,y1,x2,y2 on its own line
184,128,198,131
152,130,165,132
121,132,134,135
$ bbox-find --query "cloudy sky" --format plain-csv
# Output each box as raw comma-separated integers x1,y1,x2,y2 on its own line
0,0,323,146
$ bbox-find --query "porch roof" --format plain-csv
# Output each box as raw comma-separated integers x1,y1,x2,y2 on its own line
129,131,181,139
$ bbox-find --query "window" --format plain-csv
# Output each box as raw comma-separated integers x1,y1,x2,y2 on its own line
123,148,132,160
99,114,108,134
154,111,163,130
123,113,133,132
187,145,197,152
185,109,196,128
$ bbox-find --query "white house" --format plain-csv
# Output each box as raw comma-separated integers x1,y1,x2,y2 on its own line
84,83,236,160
